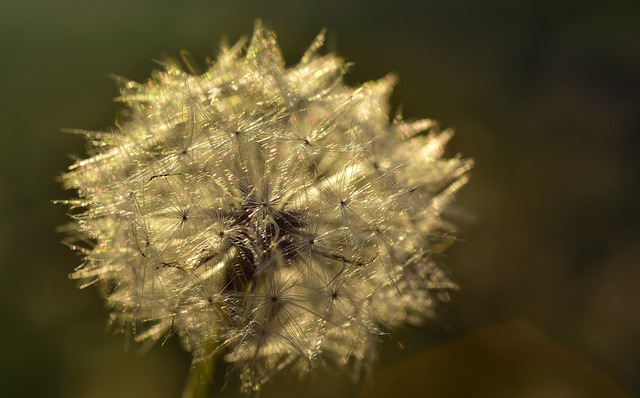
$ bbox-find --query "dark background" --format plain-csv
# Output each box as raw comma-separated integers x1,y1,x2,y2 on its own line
1,1,638,396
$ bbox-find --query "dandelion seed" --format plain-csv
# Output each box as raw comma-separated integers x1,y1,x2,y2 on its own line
60,20,472,395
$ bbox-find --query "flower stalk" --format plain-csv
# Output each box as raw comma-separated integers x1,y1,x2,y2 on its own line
182,355,216,398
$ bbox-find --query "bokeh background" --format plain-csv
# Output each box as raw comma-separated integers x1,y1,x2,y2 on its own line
1,1,638,396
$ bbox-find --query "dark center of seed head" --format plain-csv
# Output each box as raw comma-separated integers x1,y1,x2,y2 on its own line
223,198,308,291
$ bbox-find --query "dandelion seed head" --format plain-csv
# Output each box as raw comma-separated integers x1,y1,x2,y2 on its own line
61,21,472,393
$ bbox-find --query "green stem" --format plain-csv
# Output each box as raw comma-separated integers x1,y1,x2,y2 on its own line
181,355,216,398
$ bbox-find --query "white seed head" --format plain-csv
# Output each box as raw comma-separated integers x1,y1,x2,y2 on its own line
61,21,472,393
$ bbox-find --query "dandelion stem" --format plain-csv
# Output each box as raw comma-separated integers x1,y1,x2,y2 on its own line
181,355,216,398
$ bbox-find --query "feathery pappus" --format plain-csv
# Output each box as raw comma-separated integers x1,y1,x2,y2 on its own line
60,21,472,394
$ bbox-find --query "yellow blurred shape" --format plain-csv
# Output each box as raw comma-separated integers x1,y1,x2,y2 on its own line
359,319,630,398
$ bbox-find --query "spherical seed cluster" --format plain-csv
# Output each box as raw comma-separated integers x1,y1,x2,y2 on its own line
61,22,472,393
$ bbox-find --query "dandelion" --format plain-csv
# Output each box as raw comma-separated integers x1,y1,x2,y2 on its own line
60,21,472,396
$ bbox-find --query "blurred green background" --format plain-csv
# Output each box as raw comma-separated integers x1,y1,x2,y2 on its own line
1,0,638,396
